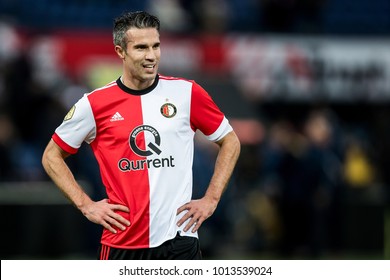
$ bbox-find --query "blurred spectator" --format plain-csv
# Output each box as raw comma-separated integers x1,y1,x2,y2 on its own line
197,0,231,34
181,0,231,34
256,109,344,258
301,109,344,257
343,135,375,189
28,37,66,92
0,21,21,64
148,0,191,33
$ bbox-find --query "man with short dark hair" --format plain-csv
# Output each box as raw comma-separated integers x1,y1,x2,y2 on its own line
42,11,240,260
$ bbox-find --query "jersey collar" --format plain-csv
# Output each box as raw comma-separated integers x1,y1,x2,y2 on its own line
117,74,159,95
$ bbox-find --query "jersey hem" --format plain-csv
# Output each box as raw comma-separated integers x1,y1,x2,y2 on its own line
100,232,199,250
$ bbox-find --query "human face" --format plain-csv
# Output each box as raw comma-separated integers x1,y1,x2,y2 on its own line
116,27,160,90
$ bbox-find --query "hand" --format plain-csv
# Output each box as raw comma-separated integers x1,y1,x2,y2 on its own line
81,198,130,234
176,197,218,233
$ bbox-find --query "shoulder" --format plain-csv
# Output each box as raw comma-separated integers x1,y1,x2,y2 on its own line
86,80,119,97
158,74,206,94
84,80,121,106
158,74,195,85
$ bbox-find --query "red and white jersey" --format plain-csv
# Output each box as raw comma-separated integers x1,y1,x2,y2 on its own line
52,75,232,249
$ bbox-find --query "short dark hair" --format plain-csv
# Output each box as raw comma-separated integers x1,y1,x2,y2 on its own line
113,11,160,49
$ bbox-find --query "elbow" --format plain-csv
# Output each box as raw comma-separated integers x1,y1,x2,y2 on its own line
41,140,64,172
215,130,241,161
223,130,241,159
41,146,51,172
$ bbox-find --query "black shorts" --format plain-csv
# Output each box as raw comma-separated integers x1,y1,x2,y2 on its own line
98,233,202,260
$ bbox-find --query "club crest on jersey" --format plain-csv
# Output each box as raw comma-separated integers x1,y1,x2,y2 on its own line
64,105,75,121
160,103,177,118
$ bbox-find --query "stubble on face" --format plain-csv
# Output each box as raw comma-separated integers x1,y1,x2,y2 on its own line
122,28,161,90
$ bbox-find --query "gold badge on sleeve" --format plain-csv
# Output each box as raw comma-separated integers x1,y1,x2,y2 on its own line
64,105,76,121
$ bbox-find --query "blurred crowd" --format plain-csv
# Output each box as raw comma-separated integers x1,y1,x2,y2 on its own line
193,102,386,259
1,0,389,35
0,0,388,259
0,21,88,183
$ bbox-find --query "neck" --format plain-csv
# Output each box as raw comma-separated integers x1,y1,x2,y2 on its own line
121,75,156,91
117,75,159,95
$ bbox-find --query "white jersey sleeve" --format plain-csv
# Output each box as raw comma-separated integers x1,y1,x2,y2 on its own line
54,94,96,153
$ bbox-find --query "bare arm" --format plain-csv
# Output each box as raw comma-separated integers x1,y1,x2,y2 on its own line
42,139,130,233
177,130,241,232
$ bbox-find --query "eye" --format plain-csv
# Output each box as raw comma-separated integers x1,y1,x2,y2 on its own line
135,45,147,50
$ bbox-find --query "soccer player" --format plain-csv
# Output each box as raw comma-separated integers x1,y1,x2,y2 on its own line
41,11,240,260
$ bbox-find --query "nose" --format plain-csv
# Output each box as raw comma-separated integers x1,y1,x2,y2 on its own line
145,47,157,61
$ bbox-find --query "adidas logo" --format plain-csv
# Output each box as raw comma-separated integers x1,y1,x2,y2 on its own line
110,112,124,122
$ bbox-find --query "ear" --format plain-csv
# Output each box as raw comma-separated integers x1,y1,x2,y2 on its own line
115,45,125,60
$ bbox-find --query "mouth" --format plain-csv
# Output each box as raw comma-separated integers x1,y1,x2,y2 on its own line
143,64,156,73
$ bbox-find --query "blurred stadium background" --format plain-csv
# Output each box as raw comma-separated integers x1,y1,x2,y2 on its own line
0,0,389,259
